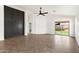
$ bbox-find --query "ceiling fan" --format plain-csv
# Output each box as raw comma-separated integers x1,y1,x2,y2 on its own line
34,7,48,16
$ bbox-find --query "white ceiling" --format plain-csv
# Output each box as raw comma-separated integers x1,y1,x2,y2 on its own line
19,5,79,16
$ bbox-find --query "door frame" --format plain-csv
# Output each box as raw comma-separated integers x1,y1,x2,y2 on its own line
55,21,70,36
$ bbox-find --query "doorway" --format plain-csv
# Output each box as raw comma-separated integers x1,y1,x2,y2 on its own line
55,21,69,36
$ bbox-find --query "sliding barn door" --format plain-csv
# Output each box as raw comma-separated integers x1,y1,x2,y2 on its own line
4,6,24,38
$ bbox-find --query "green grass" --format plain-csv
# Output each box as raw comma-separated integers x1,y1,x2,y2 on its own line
55,30,69,36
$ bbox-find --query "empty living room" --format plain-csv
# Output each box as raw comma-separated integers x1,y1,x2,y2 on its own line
0,5,79,53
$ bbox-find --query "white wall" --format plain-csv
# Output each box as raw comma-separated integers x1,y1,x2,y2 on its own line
46,15,55,34
75,16,79,45
24,11,29,35
32,15,47,34
70,17,75,36
0,5,4,40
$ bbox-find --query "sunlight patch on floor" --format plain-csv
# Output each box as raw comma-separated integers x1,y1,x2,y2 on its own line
54,35,70,49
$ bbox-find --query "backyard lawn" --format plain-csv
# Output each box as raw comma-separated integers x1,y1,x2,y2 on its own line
55,30,69,36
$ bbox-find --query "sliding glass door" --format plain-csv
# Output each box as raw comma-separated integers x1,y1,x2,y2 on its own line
55,21,69,36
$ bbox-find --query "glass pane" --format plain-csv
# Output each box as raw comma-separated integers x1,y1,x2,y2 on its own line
55,21,69,36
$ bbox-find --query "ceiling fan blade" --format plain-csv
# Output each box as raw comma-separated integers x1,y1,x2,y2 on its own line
43,12,48,14
41,14,45,16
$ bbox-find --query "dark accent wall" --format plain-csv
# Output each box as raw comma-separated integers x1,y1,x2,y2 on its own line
4,6,24,38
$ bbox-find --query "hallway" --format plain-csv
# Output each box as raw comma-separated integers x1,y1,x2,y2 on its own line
0,34,79,53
